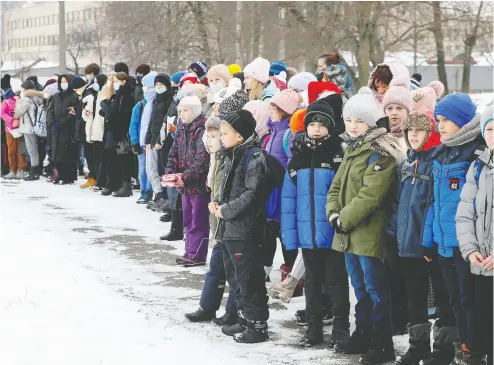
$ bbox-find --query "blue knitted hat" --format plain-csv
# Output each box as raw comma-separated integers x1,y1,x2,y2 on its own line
171,71,187,85
269,61,287,76
434,93,477,128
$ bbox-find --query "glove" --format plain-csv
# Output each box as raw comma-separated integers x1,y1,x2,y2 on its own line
423,246,436,262
329,213,346,234
131,144,142,155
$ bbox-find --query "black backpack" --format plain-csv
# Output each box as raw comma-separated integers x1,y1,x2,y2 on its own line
242,146,285,190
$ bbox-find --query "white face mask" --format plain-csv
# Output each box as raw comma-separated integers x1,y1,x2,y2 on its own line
209,82,224,94
113,82,120,91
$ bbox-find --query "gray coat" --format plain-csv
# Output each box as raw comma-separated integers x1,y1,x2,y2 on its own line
14,90,44,135
456,148,493,276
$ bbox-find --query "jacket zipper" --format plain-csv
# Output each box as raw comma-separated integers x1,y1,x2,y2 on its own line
215,149,236,239
310,152,317,249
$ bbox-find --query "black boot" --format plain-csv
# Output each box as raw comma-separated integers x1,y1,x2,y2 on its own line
396,323,431,365
184,307,215,322
421,325,456,365
113,182,133,197
359,328,396,365
24,165,40,181
212,312,238,327
328,316,350,349
101,188,113,196
147,192,163,210
160,211,171,222
160,210,184,241
234,318,269,344
222,323,245,337
334,325,372,354
298,324,324,347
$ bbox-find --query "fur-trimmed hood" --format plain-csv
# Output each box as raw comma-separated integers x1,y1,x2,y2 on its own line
22,89,44,99
342,127,406,164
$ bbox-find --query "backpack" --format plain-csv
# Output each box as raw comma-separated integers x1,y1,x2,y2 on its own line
242,146,286,220
28,97,47,137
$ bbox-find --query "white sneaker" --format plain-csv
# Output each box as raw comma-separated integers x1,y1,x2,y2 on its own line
15,170,25,179
3,171,16,179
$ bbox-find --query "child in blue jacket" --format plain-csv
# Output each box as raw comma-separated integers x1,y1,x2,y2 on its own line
422,94,486,365
281,92,349,348
390,111,456,365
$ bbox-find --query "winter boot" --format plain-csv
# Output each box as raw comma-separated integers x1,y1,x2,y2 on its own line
396,323,431,365
234,318,269,344
296,308,333,327
421,325,456,365
181,258,206,267
3,171,16,179
113,182,133,197
212,312,238,327
267,274,298,302
359,328,396,364
24,166,40,181
78,164,85,176
15,170,25,179
328,317,351,349
152,197,169,212
80,177,97,189
280,264,303,299
147,192,164,210
184,307,215,322
160,211,172,222
100,188,113,196
334,326,372,354
298,324,324,347
160,210,184,241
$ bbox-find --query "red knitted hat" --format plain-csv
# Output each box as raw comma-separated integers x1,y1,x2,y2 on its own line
308,81,342,105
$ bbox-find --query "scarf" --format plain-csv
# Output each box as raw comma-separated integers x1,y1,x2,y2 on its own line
302,133,332,150
390,123,404,138
442,114,481,147
340,129,372,150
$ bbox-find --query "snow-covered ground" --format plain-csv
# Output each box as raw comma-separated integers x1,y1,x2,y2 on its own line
0,177,407,365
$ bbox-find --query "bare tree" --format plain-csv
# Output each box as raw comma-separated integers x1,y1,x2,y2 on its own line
66,27,91,74
460,2,484,92
432,2,449,95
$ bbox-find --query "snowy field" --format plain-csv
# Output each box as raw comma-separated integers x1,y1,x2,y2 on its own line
0,177,407,365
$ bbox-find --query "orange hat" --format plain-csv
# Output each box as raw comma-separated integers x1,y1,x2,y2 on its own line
290,108,306,135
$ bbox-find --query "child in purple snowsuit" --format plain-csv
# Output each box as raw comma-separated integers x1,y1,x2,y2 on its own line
167,94,210,267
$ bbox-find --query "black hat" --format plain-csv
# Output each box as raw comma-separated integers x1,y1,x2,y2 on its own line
412,73,422,82
21,80,36,90
96,74,108,89
154,73,171,89
70,76,87,90
114,62,129,75
26,76,38,85
1,74,11,90
136,64,151,76
222,109,256,140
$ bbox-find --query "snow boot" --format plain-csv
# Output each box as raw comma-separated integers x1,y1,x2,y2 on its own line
234,318,269,344
334,325,372,354
359,328,396,364
113,182,133,197
24,165,40,181
181,258,206,267
160,211,172,222
3,171,16,179
280,264,303,298
160,210,184,241
80,177,97,189
328,316,351,349
147,192,163,210
212,312,238,327
396,323,431,365
15,170,25,179
296,308,333,327
184,307,215,322
298,324,324,348
152,198,169,212
420,325,456,365
267,274,298,303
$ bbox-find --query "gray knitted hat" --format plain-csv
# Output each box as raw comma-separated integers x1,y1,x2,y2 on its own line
343,87,380,127
218,90,249,116
205,115,221,130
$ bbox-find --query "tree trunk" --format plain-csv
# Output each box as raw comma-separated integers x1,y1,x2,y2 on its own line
188,2,211,65
461,1,484,93
278,6,286,61
432,2,449,95
235,1,242,65
353,2,373,88
251,2,262,59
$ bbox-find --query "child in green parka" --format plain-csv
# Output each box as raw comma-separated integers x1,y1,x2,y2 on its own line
326,87,405,365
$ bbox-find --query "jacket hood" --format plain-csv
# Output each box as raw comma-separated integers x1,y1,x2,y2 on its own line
368,62,410,91
23,89,44,101
342,127,406,164
58,74,74,92
3,88,14,99
403,109,441,151
479,148,493,167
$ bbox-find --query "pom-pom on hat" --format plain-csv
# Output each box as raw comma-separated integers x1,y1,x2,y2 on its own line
308,81,341,105
288,72,318,92
412,81,444,112
269,61,287,76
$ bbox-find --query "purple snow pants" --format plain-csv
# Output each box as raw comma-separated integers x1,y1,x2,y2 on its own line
182,194,210,261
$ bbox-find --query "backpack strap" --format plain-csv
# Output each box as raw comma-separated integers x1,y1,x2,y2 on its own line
282,129,291,157
473,158,484,187
26,96,39,126
242,146,263,176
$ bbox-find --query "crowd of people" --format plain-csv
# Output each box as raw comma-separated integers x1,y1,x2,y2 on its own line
1,52,492,365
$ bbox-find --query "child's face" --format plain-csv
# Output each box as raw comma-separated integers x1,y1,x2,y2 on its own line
385,104,408,127
437,115,460,139
375,79,389,95
179,106,193,123
269,103,283,122
407,127,428,151
209,74,224,87
345,117,370,138
307,122,329,139
206,129,222,153
220,122,244,149
182,80,193,87
244,75,254,91
484,121,494,149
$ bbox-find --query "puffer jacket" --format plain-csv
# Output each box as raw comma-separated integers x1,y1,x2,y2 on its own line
388,148,436,258
326,128,405,260
209,154,224,238
422,115,486,258
1,94,17,132
145,87,174,146
166,116,209,196
82,89,106,143
266,118,290,168
140,90,155,146
14,89,44,135
129,99,146,145
214,136,271,241
100,83,134,144
456,148,493,276
281,134,343,250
